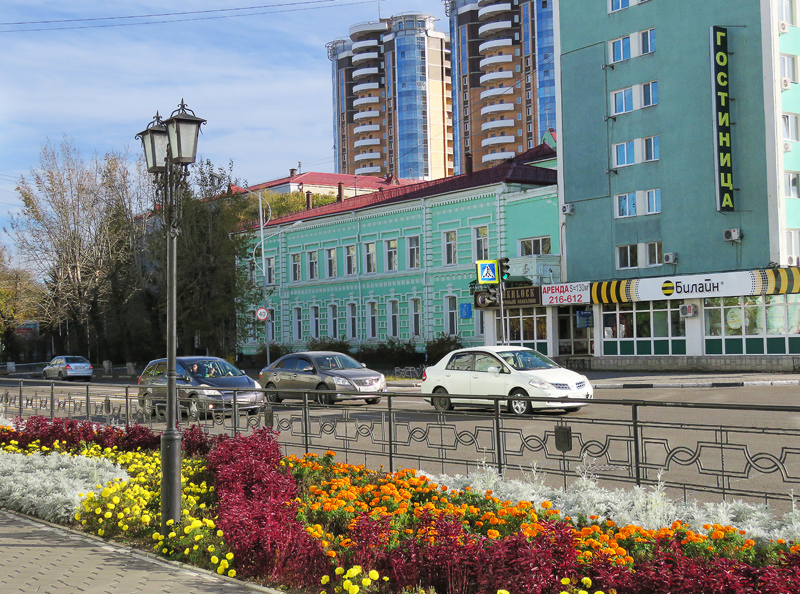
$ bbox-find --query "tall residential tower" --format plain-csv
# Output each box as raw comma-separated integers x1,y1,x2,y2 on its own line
328,14,454,181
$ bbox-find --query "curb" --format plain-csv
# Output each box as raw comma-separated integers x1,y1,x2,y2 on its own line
0,507,280,594
593,379,800,390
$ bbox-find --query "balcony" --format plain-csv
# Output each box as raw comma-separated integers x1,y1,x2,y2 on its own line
479,71,513,85
482,135,515,147
352,51,380,65
354,138,381,148
480,102,515,115
479,38,512,54
480,86,514,100
354,151,381,161
350,21,388,38
352,39,379,51
480,54,513,69
481,119,513,131
353,110,380,120
353,96,380,107
354,124,381,134
354,82,380,93
478,3,511,20
353,66,380,79
482,151,516,163
478,0,504,7
355,165,382,174
478,20,513,38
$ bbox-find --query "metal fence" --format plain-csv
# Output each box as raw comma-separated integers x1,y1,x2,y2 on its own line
2,378,799,508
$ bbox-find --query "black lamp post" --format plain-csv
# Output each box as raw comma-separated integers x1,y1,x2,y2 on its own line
136,100,205,536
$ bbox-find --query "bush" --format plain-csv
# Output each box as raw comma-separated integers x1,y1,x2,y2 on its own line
305,336,352,354
425,333,463,366
355,338,424,369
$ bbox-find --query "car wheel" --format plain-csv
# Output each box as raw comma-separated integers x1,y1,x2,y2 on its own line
42,371,48,380
57,371,64,381
265,384,281,403
563,406,581,413
507,390,532,416
432,388,453,412
364,397,381,405
316,385,334,405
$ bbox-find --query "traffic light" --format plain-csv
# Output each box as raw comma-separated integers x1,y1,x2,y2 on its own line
498,257,511,281
486,284,498,304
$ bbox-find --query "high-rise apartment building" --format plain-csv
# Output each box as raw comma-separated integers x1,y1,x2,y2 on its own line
447,0,556,174
328,14,454,181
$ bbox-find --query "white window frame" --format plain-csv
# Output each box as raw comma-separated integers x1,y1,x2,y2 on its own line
444,230,458,265
788,229,800,265
386,239,398,272
476,309,485,336
616,192,637,218
614,140,635,167
307,251,318,281
293,307,303,341
781,55,798,82
644,135,660,161
367,301,378,339
408,235,421,269
641,29,655,55
642,81,658,107
784,113,800,141
609,0,630,13
310,306,320,338
646,242,663,267
291,253,301,282
780,0,796,25
411,298,421,337
612,87,633,115
365,242,376,274
445,296,458,336
388,300,399,338
617,244,638,270
328,304,338,338
519,236,551,256
646,188,661,214
785,171,800,197
347,303,358,339
610,35,631,63
345,245,357,275
326,248,337,278
474,226,489,260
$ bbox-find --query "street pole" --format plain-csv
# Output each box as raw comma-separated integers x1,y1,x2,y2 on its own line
499,281,507,345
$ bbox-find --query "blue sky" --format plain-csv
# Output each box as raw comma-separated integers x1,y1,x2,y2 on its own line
0,1,448,236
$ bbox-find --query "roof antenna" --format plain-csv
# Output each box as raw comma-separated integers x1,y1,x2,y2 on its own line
377,0,382,18
297,161,302,174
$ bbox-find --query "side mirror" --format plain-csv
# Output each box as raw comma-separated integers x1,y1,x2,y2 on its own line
360,362,366,367
487,366,501,374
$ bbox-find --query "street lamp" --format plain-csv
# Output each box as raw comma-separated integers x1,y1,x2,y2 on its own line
136,99,205,536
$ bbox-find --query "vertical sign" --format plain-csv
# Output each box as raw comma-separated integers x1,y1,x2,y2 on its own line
711,26,734,212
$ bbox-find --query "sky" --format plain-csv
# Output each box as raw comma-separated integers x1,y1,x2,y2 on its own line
0,0,449,239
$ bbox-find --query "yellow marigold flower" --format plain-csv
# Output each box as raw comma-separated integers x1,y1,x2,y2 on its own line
335,568,345,575
368,570,379,581
497,590,510,594
208,545,215,553
561,578,571,585
217,566,225,575
362,578,371,587
217,530,223,537
226,552,234,561
350,587,359,594
321,575,330,585
184,548,190,555
581,577,592,587
168,532,176,539
228,570,236,578
343,580,352,590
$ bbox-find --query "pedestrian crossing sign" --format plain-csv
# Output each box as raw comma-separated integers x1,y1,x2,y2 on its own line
476,260,499,284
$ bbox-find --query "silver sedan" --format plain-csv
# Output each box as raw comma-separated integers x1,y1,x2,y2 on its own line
42,356,93,382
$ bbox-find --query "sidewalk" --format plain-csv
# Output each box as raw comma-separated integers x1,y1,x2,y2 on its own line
0,509,276,594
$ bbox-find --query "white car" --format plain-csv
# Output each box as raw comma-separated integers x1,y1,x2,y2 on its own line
421,346,593,415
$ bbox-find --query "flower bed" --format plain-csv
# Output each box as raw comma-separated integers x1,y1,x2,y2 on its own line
2,416,800,593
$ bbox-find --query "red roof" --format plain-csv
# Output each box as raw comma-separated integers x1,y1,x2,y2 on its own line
239,172,417,193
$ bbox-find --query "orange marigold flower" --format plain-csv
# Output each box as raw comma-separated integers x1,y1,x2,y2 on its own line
711,531,725,540
487,529,500,539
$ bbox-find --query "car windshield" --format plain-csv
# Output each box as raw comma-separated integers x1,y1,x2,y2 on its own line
498,349,558,371
65,356,89,364
313,354,363,371
187,359,245,378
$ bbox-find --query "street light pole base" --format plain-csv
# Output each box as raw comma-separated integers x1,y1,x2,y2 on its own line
160,428,182,535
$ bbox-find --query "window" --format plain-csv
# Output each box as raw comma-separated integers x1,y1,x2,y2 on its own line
476,309,485,336
386,239,398,272
411,298,421,337
617,244,638,269
265,309,275,342
365,242,376,274
408,236,421,269
475,226,489,260
784,114,799,141
785,172,800,197
446,296,458,335
388,300,399,337
644,135,660,161
328,304,338,338
615,140,635,166
611,36,631,63
616,193,637,217
788,229,800,265
308,251,318,280
603,300,686,356
444,230,457,265
265,257,275,285
345,245,357,275
610,0,629,12
348,303,358,339
293,307,302,341
780,0,795,25
646,188,661,214
641,29,656,54
781,55,797,82
520,236,551,255
291,253,301,282
326,248,337,278
646,241,663,266
368,302,378,339
642,81,658,107
612,87,633,114
310,306,320,338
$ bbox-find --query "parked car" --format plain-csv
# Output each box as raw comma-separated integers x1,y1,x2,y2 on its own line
421,346,593,415
137,356,263,415
259,351,386,405
42,356,93,382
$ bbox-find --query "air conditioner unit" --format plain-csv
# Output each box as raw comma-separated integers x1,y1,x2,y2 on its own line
663,252,678,264
679,304,698,318
785,142,793,153
724,228,743,242
561,204,575,215
782,77,793,91
789,255,797,266
780,20,790,34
